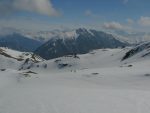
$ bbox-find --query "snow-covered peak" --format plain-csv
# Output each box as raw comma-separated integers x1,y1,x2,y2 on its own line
54,30,79,40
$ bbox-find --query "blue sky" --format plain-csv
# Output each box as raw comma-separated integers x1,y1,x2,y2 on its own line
0,0,150,31
53,0,150,23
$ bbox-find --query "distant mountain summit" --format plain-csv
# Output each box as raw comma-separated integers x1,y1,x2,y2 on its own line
0,33,42,52
35,28,128,60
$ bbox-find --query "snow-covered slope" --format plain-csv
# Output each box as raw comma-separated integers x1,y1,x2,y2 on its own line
0,47,44,70
30,48,127,71
1,47,150,113
122,41,150,62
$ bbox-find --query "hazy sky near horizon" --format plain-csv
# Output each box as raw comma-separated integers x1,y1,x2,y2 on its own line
0,0,150,32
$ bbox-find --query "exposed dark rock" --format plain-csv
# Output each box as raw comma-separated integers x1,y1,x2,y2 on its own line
0,69,6,71
58,63,72,69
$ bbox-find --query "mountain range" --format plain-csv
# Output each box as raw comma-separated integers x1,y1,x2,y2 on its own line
0,28,128,59
34,28,128,60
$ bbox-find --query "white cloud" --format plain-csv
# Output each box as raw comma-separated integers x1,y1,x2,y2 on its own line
138,16,150,27
85,10,92,16
103,22,125,30
85,10,100,18
127,18,134,24
0,18,63,32
123,0,129,4
0,0,59,16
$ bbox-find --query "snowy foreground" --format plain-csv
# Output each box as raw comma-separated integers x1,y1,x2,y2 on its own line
1,48,150,113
